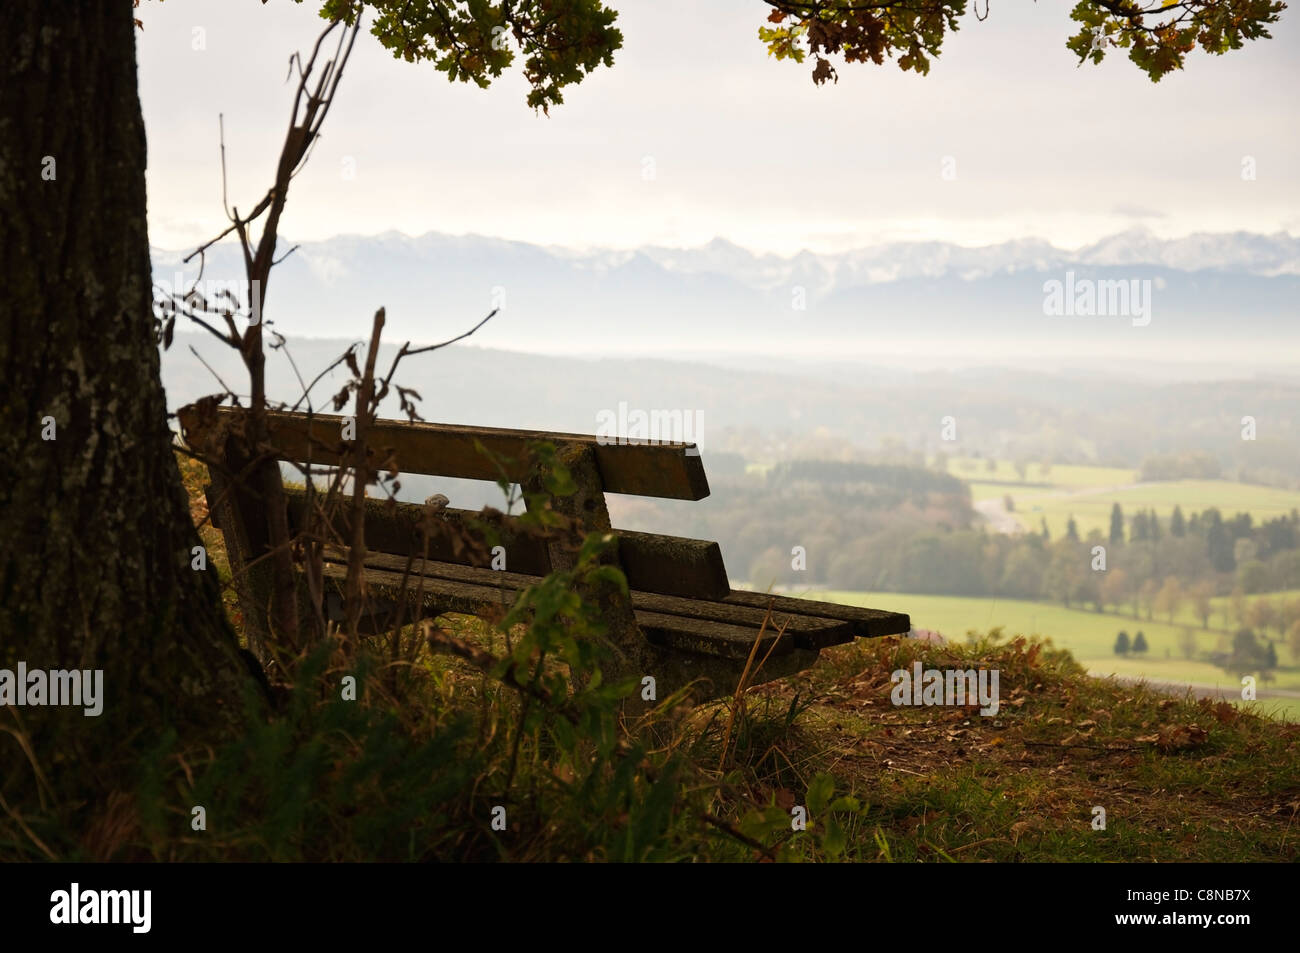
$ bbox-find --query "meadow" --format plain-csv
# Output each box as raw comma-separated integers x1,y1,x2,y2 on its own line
802,589,1300,721
949,456,1300,541
1018,481,1300,540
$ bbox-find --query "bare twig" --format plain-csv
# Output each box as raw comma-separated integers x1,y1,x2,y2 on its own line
698,812,778,861
188,345,240,401
0,793,57,862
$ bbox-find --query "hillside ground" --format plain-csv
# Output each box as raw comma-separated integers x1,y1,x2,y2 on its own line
174,453,1300,861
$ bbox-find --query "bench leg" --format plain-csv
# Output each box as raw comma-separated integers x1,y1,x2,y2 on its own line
523,444,644,698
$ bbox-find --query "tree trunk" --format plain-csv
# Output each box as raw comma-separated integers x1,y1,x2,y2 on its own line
0,1,251,800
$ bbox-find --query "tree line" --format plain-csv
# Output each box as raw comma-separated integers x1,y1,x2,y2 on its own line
668,465,1300,630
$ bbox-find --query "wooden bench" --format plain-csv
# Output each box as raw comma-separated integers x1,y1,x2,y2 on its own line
179,406,909,700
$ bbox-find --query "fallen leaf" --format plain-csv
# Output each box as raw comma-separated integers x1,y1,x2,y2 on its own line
1155,724,1208,752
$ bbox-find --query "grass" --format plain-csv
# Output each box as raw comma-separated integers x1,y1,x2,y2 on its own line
968,481,1020,503
755,635,1300,860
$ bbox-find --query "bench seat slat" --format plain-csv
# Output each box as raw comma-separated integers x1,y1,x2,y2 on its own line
320,561,521,619
627,590,852,650
321,554,814,661
322,561,791,662
343,550,538,591
633,611,791,661
322,553,873,650
724,591,910,639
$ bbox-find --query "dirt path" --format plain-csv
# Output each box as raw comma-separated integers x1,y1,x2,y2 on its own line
973,496,1024,534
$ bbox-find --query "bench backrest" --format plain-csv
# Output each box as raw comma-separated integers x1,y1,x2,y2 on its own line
183,407,709,501
179,405,731,600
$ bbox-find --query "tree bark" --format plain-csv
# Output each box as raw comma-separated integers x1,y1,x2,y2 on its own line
0,1,252,800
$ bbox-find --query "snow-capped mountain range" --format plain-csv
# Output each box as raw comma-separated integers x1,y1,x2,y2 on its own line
152,228,1299,362
629,229,1300,289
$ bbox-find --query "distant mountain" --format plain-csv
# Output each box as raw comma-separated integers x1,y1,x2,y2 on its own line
151,228,1300,362
579,229,1300,285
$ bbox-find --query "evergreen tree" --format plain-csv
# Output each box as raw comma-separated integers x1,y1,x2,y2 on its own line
1132,631,1148,654
1207,516,1235,573
1132,511,1149,541
1114,631,1131,655
1109,502,1124,545
1170,504,1186,537
1066,515,1079,541
1149,509,1161,541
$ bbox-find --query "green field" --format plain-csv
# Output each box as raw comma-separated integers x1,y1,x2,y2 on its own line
1012,480,1300,540
801,589,1300,721
952,454,1300,540
968,481,1023,503
912,458,1300,718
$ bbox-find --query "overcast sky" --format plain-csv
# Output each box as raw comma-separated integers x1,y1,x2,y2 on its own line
137,0,1300,255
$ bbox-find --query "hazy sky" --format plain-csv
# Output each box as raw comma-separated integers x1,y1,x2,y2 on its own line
137,0,1300,255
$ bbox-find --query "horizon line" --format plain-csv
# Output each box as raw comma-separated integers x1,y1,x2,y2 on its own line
149,225,1300,261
